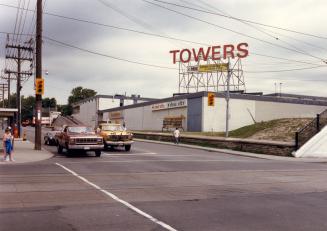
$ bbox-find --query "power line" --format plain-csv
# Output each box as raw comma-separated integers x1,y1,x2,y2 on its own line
191,0,327,58
148,0,327,41
244,65,327,73
143,0,327,63
0,2,323,66
45,36,327,74
44,36,177,70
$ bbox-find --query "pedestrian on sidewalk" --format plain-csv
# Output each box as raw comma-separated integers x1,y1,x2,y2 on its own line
2,127,14,161
173,127,180,144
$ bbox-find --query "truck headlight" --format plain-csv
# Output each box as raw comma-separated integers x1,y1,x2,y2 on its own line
97,138,103,144
69,138,75,145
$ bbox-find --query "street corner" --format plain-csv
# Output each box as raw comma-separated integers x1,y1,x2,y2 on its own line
0,139,54,164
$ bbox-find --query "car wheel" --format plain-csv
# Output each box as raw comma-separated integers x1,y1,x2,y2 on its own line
125,145,131,152
95,150,101,157
57,144,63,154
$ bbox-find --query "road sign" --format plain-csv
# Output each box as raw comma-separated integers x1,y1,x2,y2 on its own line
208,92,215,106
35,78,44,95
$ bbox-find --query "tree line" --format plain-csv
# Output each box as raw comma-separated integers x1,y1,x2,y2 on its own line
1,86,97,121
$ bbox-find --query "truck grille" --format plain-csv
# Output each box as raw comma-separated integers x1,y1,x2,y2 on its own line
76,138,98,144
108,135,130,141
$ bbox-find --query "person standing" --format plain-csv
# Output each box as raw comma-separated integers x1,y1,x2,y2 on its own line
173,128,180,144
3,128,14,161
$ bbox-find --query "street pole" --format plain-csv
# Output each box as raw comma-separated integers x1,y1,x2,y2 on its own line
17,48,21,137
7,74,10,108
2,84,4,108
35,0,42,150
225,58,231,138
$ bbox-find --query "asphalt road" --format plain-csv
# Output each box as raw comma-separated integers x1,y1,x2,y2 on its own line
1,127,327,230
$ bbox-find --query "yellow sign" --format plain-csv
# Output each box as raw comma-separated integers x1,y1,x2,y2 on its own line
207,92,215,106
199,63,228,72
35,78,44,95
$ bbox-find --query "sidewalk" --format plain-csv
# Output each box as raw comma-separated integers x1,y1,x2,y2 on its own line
0,139,54,164
135,138,327,163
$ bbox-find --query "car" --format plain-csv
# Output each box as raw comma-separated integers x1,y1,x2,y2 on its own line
56,125,104,157
44,130,60,145
99,123,134,151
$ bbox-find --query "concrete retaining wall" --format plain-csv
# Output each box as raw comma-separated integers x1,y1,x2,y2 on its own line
133,132,294,157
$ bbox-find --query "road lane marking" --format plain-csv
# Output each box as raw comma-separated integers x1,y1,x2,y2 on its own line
60,159,254,164
104,152,157,156
55,163,178,231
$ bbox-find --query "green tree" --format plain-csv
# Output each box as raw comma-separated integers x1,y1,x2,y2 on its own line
42,97,57,108
57,104,72,116
68,86,97,105
21,95,36,120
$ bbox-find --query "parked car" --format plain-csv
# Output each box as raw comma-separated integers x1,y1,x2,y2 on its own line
44,130,60,145
99,123,133,151
56,125,104,157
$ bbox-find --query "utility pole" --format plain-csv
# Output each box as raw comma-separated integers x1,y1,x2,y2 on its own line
225,58,231,138
7,73,10,108
5,45,33,137
35,0,43,150
279,82,282,97
2,84,4,107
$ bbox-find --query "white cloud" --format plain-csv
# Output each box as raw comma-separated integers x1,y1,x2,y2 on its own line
0,0,327,105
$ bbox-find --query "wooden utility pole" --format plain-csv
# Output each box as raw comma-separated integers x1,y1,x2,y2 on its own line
7,73,10,108
5,45,33,137
35,0,42,150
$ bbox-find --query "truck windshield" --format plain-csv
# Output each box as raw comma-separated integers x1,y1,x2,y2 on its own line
101,125,123,131
68,127,94,133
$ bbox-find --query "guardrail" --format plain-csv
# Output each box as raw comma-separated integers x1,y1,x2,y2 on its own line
295,108,327,150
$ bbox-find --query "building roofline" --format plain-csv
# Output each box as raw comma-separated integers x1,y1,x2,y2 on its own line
99,91,327,113
71,94,157,107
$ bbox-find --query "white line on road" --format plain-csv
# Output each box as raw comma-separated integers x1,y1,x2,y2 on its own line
55,163,178,231
104,152,157,156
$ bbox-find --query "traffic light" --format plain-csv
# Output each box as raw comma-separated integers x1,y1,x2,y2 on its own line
35,78,44,95
208,92,215,106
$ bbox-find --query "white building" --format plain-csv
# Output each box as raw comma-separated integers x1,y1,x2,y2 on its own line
72,94,156,128
99,92,327,132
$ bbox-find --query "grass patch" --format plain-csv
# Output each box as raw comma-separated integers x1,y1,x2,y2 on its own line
228,120,280,138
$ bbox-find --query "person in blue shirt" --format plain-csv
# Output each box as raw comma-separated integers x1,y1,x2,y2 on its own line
3,127,14,161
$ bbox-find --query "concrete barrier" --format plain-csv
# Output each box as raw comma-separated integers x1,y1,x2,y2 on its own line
133,132,295,157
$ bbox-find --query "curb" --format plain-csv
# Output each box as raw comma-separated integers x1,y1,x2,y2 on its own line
134,138,327,163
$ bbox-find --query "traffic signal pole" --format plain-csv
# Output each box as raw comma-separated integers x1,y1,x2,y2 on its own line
225,58,231,138
35,0,42,150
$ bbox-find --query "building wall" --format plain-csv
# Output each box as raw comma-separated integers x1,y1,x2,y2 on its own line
98,98,120,110
74,99,97,128
74,97,151,127
255,101,326,121
100,93,327,133
202,97,256,132
106,105,188,131
187,97,203,132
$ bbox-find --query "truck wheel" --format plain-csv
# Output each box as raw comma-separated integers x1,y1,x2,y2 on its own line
57,144,63,154
66,149,73,157
95,150,101,157
125,145,131,152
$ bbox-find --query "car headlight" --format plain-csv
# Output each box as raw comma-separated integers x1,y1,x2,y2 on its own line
69,138,75,145
97,138,103,144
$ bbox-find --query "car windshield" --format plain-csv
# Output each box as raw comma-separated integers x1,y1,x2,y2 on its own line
68,127,94,134
101,125,123,131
